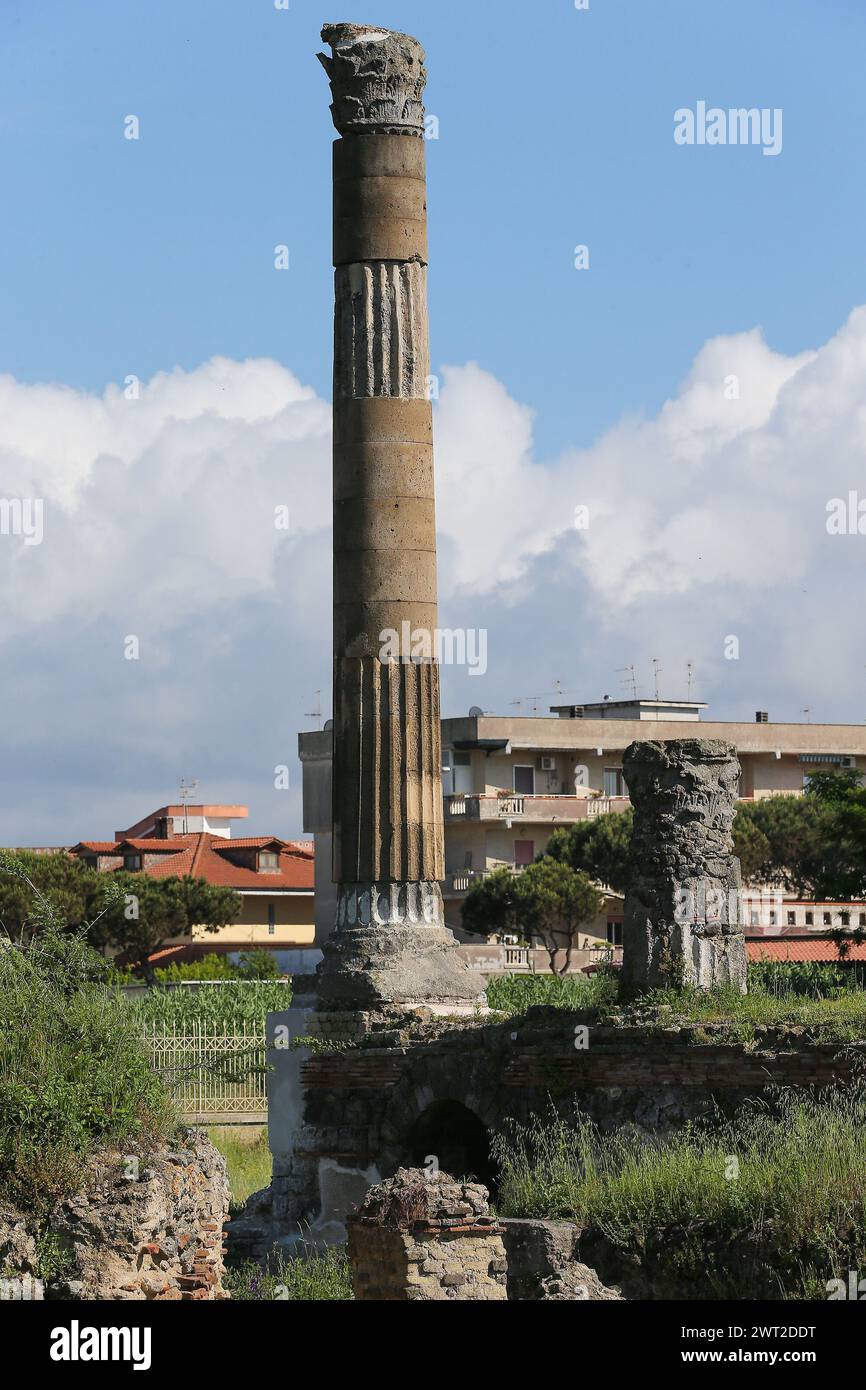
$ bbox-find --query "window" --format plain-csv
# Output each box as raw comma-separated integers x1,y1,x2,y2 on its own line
513,765,534,795
603,768,625,798
268,904,276,936
787,911,796,926
750,911,759,926
607,921,622,946
769,911,777,927
444,751,473,796
124,853,141,871
860,914,866,927
804,911,813,926
823,912,832,926
514,839,535,866
841,911,850,926
259,851,280,872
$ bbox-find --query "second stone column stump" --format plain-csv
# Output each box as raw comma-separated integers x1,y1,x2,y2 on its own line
621,738,748,995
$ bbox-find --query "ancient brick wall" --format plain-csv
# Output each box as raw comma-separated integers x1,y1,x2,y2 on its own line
264,1007,866,1246
0,1130,230,1301
346,1169,507,1301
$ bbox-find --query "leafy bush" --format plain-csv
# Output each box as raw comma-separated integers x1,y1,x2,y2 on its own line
493,1085,866,1298
151,951,281,984
0,857,174,1212
226,1246,353,1301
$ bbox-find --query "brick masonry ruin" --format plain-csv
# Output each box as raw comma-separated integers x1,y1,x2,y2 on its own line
228,1006,866,1260
346,1169,507,1300
0,1130,230,1301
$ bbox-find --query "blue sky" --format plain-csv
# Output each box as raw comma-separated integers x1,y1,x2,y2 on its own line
3,0,866,842
3,0,864,456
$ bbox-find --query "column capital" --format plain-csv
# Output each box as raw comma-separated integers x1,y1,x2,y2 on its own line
319,24,427,136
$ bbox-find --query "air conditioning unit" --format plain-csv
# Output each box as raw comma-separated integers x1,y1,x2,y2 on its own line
841,757,855,769
538,756,556,771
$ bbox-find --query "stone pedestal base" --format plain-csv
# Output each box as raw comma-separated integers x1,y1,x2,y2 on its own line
622,912,747,993
315,921,487,1014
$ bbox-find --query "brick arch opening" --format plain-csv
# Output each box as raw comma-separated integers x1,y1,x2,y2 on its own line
404,1100,496,1192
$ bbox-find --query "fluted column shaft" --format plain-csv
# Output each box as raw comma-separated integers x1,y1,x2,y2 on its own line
320,25,444,905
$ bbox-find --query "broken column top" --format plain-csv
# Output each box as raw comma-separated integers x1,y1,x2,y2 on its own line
318,22,427,136
350,1168,493,1230
623,738,741,838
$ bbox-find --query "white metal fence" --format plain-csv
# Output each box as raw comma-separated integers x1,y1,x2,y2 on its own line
142,1020,268,1124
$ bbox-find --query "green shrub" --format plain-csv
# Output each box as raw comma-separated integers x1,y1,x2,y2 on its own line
0,915,175,1213
226,1246,353,1301
236,951,280,980
493,1084,866,1298
155,954,238,983
152,951,280,983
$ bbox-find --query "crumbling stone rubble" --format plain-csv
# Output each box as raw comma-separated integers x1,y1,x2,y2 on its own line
0,1129,230,1300
347,1168,507,1300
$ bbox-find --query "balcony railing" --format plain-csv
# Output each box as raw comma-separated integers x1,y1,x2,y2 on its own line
444,793,631,823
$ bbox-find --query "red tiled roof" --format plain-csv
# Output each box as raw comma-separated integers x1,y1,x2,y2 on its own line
74,841,121,854
144,943,243,964
747,938,866,962
140,833,314,892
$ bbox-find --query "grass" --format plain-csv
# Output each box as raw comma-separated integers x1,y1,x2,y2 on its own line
125,981,293,1030
486,969,618,1015
209,1125,272,1208
493,1083,866,1299
631,982,866,1043
485,966,866,1043
226,1246,353,1301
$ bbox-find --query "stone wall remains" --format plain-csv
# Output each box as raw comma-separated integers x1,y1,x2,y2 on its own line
346,1168,507,1300
0,1129,230,1301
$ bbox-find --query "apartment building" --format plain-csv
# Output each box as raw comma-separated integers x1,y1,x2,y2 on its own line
299,697,866,945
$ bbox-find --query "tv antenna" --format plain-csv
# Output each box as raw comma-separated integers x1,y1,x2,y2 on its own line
617,665,638,699
509,686,576,715
178,778,199,835
651,658,662,701
305,690,323,728
686,662,695,701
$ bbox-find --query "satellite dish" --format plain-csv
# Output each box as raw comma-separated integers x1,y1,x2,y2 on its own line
469,706,484,717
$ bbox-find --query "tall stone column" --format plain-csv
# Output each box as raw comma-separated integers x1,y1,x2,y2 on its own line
316,23,483,1014
621,739,747,994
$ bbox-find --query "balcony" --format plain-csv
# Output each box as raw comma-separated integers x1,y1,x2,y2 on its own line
444,793,631,824
446,867,513,896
